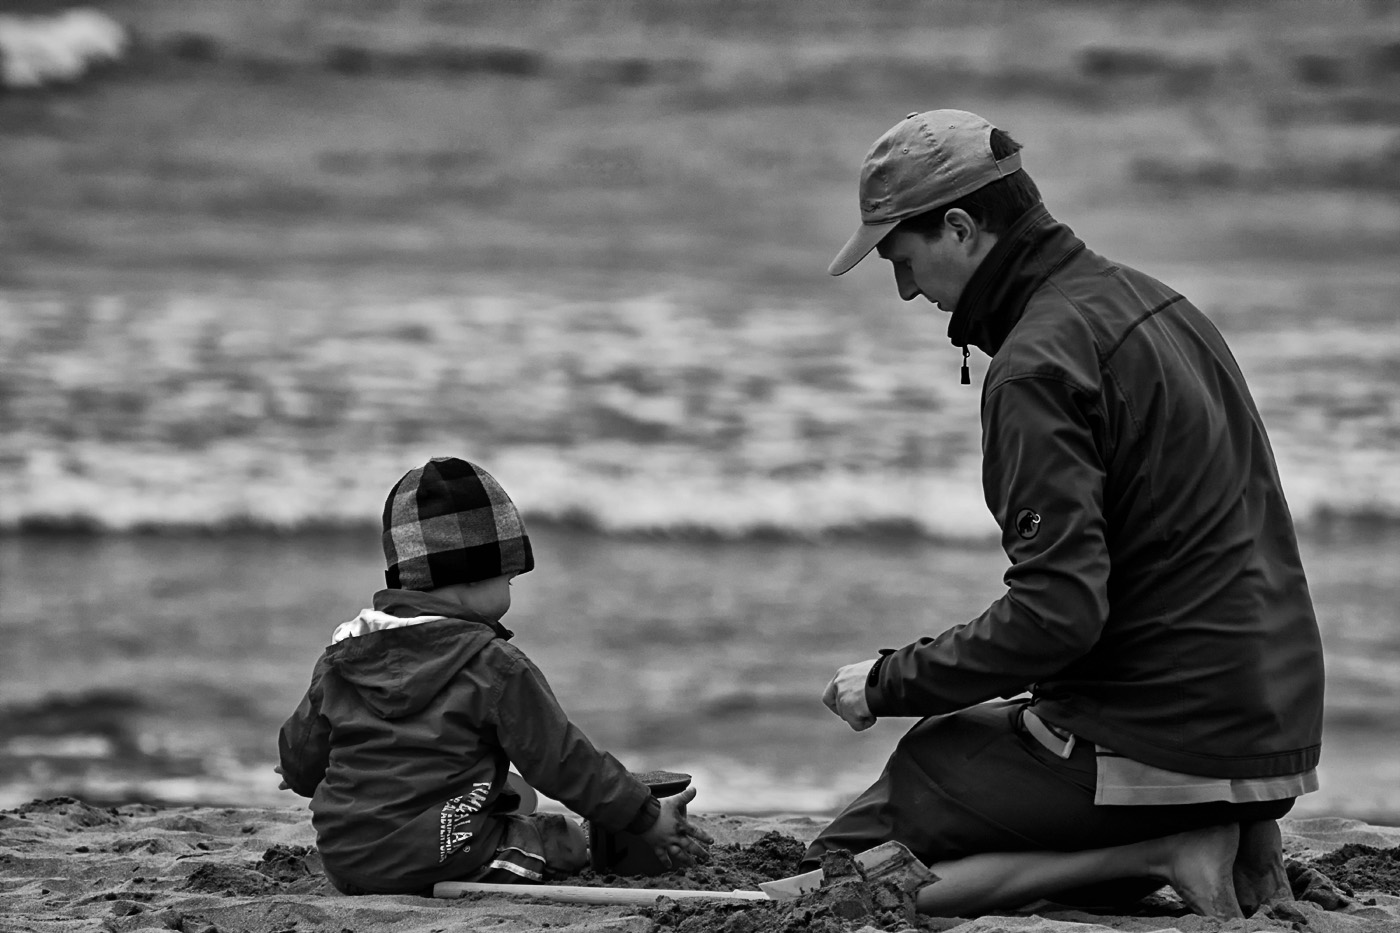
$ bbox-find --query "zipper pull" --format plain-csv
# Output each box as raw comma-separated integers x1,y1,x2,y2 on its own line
960,346,970,385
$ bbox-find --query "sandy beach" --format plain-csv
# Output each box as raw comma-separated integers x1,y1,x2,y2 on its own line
3,798,1399,933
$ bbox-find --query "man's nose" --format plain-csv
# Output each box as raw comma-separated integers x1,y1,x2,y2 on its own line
895,265,921,301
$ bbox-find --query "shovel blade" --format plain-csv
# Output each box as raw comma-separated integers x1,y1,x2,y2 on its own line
758,867,823,899
757,840,933,901
857,840,935,887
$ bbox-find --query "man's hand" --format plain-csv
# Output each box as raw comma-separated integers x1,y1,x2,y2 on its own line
273,765,291,791
639,787,714,869
822,658,879,731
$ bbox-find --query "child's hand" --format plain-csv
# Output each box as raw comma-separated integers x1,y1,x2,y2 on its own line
273,765,291,791
639,787,713,869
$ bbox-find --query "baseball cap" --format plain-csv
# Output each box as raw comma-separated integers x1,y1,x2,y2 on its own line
828,109,1023,276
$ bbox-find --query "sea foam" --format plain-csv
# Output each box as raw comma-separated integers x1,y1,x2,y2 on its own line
2,282,1397,537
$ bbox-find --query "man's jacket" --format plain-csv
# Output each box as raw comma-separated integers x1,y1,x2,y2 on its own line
867,205,1324,779
278,589,652,892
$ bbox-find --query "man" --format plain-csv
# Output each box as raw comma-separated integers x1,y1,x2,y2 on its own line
811,110,1325,919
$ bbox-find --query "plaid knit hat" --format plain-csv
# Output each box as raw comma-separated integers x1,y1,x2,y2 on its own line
382,458,535,591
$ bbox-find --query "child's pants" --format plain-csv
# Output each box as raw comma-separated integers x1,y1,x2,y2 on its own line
325,814,550,895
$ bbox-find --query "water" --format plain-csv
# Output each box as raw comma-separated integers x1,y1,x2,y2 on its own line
1,264,1398,538
3,525,1398,824
2,218,1397,826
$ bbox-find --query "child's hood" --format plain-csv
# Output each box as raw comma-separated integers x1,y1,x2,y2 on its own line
321,588,513,720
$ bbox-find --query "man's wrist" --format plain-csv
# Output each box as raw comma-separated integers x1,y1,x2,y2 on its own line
624,794,661,835
864,648,895,715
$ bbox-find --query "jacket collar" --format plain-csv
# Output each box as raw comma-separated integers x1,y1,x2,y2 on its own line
947,204,1086,357
372,588,514,640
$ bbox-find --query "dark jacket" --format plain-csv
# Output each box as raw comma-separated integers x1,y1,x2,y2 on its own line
278,589,654,892
867,205,1324,779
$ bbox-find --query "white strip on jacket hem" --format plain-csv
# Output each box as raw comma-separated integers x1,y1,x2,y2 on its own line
1020,708,1318,806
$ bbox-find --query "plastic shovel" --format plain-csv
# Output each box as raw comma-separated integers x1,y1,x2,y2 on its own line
760,840,931,899
433,840,930,905
432,880,769,904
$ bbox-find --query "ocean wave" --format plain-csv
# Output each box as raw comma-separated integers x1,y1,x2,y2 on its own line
4,442,1399,539
0,9,126,89
3,282,1398,540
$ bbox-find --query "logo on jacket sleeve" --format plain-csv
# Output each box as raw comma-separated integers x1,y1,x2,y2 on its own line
1014,509,1041,539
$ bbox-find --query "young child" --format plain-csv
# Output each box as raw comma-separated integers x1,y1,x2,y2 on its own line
277,457,711,895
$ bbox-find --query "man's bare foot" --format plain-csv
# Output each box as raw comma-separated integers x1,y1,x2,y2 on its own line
1233,820,1293,916
1158,823,1244,919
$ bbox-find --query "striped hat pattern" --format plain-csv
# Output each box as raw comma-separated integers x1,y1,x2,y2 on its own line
382,458,534,591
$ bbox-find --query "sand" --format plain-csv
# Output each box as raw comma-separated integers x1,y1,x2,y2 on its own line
3,799,1400,933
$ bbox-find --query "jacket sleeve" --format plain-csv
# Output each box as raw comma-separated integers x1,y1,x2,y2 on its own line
277,658,333,797
868,373,1110,717
492,648,655,834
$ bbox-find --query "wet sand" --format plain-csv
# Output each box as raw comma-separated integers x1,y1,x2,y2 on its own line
4,798,1400,933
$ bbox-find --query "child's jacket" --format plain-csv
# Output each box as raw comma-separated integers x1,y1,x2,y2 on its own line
278,589,653,893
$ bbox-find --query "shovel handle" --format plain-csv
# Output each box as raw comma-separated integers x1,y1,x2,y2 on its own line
433,881,770,905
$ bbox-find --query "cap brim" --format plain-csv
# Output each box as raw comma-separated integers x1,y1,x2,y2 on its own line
828,219,899,276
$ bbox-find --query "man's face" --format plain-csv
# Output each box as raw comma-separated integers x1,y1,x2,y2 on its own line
876,222,977,313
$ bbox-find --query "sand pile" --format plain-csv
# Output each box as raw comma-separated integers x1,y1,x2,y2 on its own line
570,831,808,892
636,847,924,933
3,798,1400,933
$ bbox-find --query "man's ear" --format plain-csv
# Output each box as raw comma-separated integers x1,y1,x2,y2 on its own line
943,208,979,247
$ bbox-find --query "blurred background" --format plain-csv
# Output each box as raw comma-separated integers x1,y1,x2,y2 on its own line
2,1,1398,824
